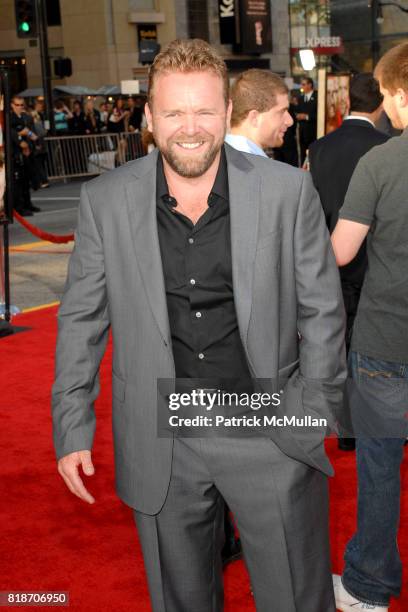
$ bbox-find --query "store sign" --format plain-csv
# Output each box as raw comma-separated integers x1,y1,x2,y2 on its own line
238,0,272,54
137,24,157,43
219,0,236,45
292,36,343,55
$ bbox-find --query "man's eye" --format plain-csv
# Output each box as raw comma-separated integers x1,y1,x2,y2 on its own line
165,113,179,118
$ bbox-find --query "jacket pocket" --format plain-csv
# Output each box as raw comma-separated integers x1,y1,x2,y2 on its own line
278,359,300,380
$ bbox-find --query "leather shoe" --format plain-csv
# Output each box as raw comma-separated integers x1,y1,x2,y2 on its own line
28,205,41,212
15,208,33,217
338,438,355,451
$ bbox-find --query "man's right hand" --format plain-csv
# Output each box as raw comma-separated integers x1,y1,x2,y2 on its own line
57,450,96,504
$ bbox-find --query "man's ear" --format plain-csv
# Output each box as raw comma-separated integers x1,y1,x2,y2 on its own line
144,102,154,133
226,98,233,127
397,88,408,108
247,109,259,127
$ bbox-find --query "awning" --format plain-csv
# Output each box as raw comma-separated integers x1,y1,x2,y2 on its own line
17,85,99,97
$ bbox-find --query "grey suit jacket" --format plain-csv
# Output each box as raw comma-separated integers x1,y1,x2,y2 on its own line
52,144,346,514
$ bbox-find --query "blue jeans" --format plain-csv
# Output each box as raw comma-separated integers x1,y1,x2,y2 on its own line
342,351,408,606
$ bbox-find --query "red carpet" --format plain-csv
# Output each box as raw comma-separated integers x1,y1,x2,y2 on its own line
1,306,407,611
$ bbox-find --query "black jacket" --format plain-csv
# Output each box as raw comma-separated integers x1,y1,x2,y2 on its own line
297,91,318,145
309,118,389,285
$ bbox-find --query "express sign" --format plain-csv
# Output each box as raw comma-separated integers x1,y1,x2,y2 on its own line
293,36,343,55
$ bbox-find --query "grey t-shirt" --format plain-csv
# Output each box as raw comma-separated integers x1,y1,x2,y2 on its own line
339,127,408,363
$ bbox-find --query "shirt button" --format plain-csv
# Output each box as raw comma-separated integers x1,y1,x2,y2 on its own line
198,353,205,360
190,278,196,286
195,311,202,318
188,237,194,244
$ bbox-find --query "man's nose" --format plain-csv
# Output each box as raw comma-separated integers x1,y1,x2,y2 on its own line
285,111,294,127
182,113,199,135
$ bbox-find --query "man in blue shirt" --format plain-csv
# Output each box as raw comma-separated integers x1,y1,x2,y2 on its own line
225,69,293,157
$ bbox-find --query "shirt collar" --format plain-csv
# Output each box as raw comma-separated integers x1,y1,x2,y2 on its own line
224,133,268,158
157,146,229,208
343,115,375,127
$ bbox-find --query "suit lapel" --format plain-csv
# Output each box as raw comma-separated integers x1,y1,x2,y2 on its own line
125,154,171,347
225,145,261,348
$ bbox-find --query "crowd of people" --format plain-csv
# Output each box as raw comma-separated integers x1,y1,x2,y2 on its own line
52,95,146,136
9,95,148,216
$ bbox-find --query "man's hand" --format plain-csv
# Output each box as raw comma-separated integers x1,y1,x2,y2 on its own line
57,450,96,504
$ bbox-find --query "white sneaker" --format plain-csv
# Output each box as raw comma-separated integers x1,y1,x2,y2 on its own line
333,574,389,611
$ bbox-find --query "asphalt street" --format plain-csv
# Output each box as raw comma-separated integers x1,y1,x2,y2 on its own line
6,179,86,312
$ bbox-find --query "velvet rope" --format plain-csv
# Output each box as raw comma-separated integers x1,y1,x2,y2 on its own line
13,211,74,244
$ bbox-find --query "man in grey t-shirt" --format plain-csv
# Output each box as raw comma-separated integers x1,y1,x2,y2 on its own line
330,43,408,612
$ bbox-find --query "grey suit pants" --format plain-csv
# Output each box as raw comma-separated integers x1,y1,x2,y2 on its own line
133,437,335,612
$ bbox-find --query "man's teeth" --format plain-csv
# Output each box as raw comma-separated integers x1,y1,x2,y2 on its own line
178,142,203,149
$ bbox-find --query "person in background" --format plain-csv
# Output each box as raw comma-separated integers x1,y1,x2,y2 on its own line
127,96,144,132
309,73,389,452
108,98,129,134
225,69,293,157
331,42,408,612
69,100,86,135
83,99,102,135
99,102,109,131
53,99,72,135
296,76,318,164
10,96,41,215
108,99,129,163
31,97,49,188
141,128,156,154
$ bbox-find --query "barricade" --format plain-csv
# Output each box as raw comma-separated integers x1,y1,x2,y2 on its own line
44,131,145,181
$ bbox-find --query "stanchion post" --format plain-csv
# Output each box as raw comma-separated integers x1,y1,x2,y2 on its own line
2,224,10,322
0,68,13,325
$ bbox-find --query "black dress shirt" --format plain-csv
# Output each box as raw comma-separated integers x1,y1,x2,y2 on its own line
156,148,252,390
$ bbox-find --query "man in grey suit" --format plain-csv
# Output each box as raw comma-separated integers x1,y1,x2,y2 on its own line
53,39,346,612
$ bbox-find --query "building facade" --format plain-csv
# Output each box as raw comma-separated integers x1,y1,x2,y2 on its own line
0,0,291,94
0,1,407,95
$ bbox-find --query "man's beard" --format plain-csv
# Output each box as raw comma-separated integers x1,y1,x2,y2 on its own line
154,132,225,178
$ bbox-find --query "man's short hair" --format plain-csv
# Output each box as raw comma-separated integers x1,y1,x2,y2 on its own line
148,39,229,107
374,41,408,94
349,73,383,113
230,69,288,128
301,76,314,88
